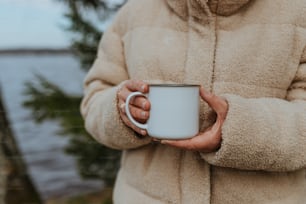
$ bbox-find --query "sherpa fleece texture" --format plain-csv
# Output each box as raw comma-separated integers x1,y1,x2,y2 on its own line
81,0,306,203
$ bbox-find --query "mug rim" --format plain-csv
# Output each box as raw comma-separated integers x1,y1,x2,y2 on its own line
149,84,200,87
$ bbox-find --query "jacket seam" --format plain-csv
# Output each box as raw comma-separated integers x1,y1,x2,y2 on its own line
210,3,219,93
209,2,220,203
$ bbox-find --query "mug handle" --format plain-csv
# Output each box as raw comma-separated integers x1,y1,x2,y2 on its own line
125,92,148,130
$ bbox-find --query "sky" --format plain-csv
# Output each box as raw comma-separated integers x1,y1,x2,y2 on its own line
0,0,71,49
0,0,124,49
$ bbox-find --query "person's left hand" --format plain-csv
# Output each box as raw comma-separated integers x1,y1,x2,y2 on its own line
161,87,228,153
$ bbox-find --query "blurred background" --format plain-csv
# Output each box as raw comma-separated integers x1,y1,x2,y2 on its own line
0,0,125,203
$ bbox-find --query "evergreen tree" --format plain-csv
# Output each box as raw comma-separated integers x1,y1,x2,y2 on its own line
60,0,124,69
23,0,125,187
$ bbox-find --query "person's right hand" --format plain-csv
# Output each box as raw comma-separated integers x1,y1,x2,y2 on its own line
117,80,150,136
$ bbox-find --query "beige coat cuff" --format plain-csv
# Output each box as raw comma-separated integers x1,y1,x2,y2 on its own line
84,83,152,150
201,94,306,172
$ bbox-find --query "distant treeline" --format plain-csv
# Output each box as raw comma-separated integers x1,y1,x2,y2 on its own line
0,48,74,55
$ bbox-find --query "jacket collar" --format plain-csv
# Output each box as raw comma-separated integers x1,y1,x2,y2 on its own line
166,0,252,19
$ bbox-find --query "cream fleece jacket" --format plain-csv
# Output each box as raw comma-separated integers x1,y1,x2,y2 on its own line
81,0,306,203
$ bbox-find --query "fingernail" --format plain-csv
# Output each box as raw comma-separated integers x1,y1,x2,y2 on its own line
141,84,146,92
141,130,146,135
142,101,146,109
141,111,147,118
161,140,167,144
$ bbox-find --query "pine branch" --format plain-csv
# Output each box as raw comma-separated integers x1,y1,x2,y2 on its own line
23,75,121,186
57,0,125,69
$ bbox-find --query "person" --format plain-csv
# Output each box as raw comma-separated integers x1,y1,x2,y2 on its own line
80,0,306,203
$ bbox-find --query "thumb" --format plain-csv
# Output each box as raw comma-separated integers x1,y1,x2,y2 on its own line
200,86,228,117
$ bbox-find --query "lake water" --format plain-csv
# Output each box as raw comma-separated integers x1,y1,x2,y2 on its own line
0,54,103,200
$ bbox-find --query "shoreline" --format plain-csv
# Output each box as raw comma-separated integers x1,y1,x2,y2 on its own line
0,48,74,55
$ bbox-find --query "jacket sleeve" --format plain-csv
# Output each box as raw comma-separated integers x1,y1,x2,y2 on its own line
201,49,306,172
80,3,152,150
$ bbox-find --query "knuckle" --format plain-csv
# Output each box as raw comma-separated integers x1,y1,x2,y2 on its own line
126,81,134,90
129,80,140,90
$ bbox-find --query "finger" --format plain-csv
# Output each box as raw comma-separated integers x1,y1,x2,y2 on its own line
200,86,227,116
118,99,149,123
126,80,149,93
130,96,151,111
128,104,150,120
119,93,150,110
199,86,219,109
117,86,131,101
161,139,197,150
118,88,151,111
120,113,147,136
161,129,220,152
119,102,126,113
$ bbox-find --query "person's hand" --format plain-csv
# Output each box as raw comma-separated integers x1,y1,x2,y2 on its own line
117,80,150,136
161,87,228,153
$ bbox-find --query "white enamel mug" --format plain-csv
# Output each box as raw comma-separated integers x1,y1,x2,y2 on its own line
125,84,200,140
